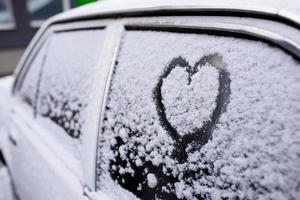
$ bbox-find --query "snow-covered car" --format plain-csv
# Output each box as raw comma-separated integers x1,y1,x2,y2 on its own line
0,0,300,200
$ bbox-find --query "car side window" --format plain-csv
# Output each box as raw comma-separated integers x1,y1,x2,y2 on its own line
18,38,50,107
36,29,105,140
96,30,300,200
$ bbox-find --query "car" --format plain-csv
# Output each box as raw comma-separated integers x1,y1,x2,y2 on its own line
0,0,300,199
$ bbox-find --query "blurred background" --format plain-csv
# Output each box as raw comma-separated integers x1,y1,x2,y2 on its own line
0,0,97,77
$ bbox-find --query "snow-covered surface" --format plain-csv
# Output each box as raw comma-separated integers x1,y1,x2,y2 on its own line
147,173,157,188
2,2,300,198
0,75,13,96
0,75,13,151
37,30,105,140
123,15,300,52
8,109,83,200
0,75,83,200
52,0,300,25
96,31,300,199
162,63,219,136
27,0,296,42
18,29,105,178
0,30,105,200
19,37,49,107
15,0,300,87
0,76,14,200
0,165,14,200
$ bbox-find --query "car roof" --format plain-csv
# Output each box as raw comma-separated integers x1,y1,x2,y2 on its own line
50,0,300,27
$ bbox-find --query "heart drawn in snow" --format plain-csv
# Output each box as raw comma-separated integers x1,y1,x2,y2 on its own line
153,54,231,163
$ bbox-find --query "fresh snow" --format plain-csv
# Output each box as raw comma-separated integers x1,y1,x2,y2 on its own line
0,75,14,152
0,165,14,200
147,173,157,188
162,63,219,136
1,15,300,200
97,30,300,200
18,29,105,175
37,30,105,140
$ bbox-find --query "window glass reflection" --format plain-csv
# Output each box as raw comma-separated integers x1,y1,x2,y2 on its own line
0,0,13,25
26,0,63,21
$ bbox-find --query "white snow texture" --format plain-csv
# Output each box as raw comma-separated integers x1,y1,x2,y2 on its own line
97,31,300,200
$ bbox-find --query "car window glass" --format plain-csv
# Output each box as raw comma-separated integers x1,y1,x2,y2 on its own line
0,0,13,25
36,29,104,160
26,0,63,21
18,38,50,107
96,31,300,200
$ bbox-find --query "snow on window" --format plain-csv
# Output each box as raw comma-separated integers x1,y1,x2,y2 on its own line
97,31,300,200
18,38,50,107
36,29,104,140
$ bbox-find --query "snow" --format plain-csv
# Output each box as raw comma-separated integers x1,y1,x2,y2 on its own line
53,0,299,27
147,173,157,188
6,112,83,200
162,63,219,136
97,31,300,199
1,13,300,200
0,75,14,153
0,74,83,200
0,166,14,200
19,38,49,107
18,29,105,173
12,29,105,196
37,29,105,140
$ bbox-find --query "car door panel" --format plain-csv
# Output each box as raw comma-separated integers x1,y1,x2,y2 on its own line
8,106,83,200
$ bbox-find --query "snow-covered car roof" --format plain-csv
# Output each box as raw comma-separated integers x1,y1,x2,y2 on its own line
50,0,300,27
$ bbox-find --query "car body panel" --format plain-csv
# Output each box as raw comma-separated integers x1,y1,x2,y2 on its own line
0,75,83,200
7,106,83,200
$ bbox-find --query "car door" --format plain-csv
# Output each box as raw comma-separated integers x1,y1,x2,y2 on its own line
93,16,300,200
9,22,107,200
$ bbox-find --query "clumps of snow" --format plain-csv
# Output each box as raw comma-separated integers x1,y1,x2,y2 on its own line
97,30,300,200
0,166,15,200
35,30,104,140
17,30,105,168
147,173,157,188
162,63,219,136
19,39,50,107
